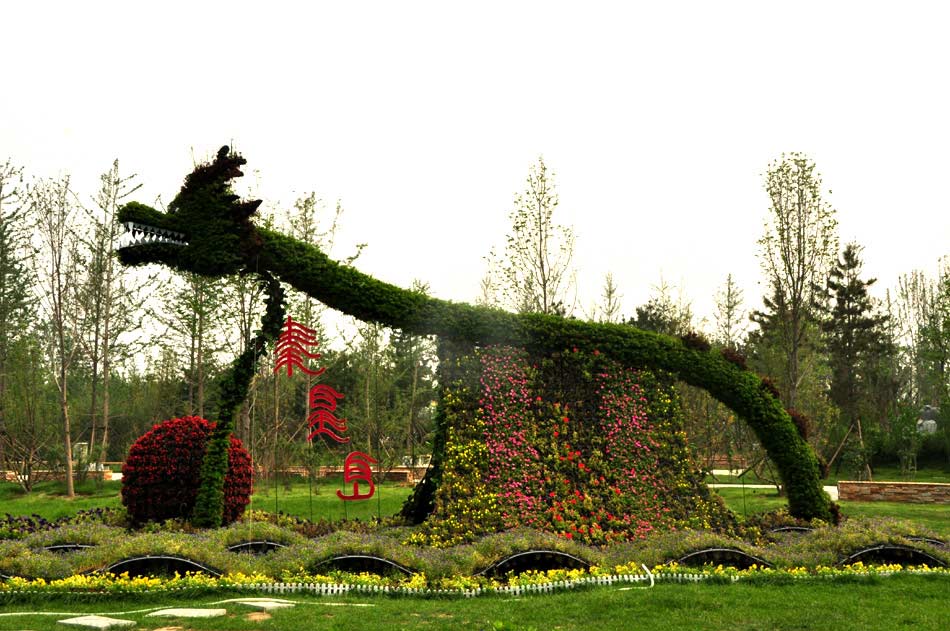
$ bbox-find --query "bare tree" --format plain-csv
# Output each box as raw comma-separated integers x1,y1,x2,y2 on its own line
490,157,576,315
75,160,143,473
30,176,83,497
594,272,624,324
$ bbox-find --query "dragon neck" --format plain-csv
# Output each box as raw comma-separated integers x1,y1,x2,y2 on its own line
254,226,526,346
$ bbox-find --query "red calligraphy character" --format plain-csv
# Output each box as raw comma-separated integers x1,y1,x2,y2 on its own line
336,451,378,501
309,383,344,411
307,409,350,443
274,317,325,377
306,383,349,443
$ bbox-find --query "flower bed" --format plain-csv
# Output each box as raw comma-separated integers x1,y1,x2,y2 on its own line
412,347,734,546
0,510,945,595
1,562,947,599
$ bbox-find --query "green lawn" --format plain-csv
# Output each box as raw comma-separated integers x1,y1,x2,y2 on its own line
248,475,413,522
0,575,947,630
0,480,123,520
706,463,950,485
0,477,413,523
714,486,950,536
3,476,946,539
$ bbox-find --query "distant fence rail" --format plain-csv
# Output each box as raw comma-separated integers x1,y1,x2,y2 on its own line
3,469,113,483
267,465,428,485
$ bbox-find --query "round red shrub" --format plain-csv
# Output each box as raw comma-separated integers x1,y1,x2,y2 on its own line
121,416,253,525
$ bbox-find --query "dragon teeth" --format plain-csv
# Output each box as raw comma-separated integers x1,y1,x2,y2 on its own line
117,221,187,249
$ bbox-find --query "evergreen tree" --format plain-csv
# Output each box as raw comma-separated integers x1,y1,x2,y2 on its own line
629,277,693,336
816,243,889,476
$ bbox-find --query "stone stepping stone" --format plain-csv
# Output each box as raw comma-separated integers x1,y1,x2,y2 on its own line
233,599,295,611
58,614,136,629
146,608,227,618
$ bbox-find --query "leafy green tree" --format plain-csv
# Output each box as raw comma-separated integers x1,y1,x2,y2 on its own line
713,274,747,350
158,272,226,419
756,153,839,409
2,334,58,491
895,265,950,407
0,159,34,473
489,156,576,315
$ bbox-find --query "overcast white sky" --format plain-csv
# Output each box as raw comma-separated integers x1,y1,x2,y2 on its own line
3,1,949,331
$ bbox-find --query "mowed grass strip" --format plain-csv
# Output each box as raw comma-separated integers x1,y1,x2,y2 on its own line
0,477,413,522
0,575,947,631
707,464,950,485
714,486,950,537
2,476,947,538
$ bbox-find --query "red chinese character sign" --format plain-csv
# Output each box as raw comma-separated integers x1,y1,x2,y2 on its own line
274,316,375,502
307,384,349,443
274,317,325,377
336,451,378,501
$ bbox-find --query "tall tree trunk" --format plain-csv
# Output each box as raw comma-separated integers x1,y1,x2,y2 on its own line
197,305,205,419
57,328,75,498
99,289,112,475
187,319,196,416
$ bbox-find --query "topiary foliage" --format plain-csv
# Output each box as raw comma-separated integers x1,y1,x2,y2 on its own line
121,416,253,525
117,148,834,523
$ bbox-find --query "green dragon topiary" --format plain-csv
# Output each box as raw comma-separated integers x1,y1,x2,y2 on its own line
117,146,835,526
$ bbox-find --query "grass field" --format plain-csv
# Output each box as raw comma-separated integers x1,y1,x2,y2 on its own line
712,486,950,536
2,475,947,538
0,476,415,522
1,474,948,630
0,575,948,630
706,463,950,485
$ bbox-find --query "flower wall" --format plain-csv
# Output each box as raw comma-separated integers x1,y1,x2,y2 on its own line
415,346,734,546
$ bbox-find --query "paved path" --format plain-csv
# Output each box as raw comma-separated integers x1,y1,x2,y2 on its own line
708,483,839,501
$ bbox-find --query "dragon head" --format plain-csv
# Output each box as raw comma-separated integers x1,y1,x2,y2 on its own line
116,146,262,277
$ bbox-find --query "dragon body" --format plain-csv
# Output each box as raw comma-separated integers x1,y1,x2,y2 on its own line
118,147,835,525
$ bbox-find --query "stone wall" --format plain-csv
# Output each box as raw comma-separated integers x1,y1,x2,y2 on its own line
837,481,950,503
